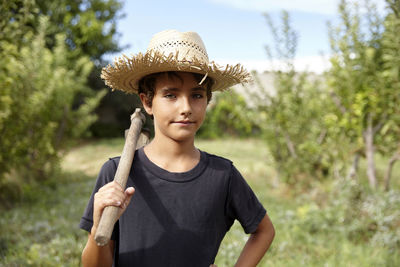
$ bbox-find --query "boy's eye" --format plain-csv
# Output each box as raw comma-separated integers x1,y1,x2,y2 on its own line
164,94,176,99
192,93,204,99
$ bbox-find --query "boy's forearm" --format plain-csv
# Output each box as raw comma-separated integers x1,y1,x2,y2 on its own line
235,215,275,267
81,226,114,267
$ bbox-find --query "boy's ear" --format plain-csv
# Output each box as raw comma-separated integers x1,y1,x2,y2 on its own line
139,93,153,115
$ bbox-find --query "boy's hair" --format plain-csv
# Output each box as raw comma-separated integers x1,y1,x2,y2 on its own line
138,71,213,107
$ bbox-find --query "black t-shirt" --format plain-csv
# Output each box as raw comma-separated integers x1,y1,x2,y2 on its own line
80,148,266,267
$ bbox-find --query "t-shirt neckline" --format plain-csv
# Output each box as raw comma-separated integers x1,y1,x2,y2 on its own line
138,147,208,182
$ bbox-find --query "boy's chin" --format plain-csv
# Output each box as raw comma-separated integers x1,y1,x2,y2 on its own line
169,131,198,143
172,135,196,143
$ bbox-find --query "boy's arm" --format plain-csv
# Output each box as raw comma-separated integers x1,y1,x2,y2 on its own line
82,228,114,267
234,213,275,267
81,181,135,267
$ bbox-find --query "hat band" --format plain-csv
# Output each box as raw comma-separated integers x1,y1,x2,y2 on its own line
148,40,208,61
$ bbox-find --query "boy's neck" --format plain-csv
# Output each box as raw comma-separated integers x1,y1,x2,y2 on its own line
143,135,200,173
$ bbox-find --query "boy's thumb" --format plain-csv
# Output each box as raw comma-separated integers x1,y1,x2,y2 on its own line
125,187,135,203
126,187,135,195
125,187,135,200
118,187,135,215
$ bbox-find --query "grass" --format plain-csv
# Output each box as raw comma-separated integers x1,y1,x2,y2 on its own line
0,138,399,266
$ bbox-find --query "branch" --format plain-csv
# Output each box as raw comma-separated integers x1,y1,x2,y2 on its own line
284,132,297,159
384,151,400,191
372,113,388,135
317,129,327,145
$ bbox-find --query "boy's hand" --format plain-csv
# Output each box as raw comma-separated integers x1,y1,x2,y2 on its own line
93,181,135,229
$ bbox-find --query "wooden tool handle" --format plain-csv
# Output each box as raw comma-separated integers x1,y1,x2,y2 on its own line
94,108,147,246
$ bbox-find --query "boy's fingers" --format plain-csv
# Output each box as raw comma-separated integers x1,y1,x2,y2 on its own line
96,197,121,209
98,181,123,192
96,185,135,210
95,189,125,205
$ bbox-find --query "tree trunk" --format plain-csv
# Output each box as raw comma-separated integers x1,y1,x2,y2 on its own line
346,152,360,180
284,132,297,159
317,129,327,145
384,152,400,191
364,115,377,189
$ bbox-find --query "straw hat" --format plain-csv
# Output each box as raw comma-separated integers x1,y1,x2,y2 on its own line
101,30,251,93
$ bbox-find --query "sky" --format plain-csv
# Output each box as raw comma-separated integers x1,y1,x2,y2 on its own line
112,0,386,73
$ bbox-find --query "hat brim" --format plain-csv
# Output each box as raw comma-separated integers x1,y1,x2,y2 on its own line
101,51,251,94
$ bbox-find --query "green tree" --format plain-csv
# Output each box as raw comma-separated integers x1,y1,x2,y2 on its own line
33,0,124,64
252,11,332,184
381,0,400,190
33,0,140,138
0,0,38,48
327,0,400,189
0,15,105,197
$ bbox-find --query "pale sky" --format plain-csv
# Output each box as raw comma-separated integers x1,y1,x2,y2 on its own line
112,0,386,73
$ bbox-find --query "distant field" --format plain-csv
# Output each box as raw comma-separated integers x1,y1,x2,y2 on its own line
0,138,398,266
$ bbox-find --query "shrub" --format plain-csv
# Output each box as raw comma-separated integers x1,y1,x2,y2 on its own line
198,90,259,139
0,17,105,201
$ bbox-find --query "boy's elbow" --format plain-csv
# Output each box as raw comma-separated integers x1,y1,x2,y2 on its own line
263,219,275,242
257,214,275,243
269,223,275,241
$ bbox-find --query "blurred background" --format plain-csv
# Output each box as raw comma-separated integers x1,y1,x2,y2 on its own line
0,0,399,266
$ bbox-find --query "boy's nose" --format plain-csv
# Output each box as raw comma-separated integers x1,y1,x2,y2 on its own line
179,96,192,116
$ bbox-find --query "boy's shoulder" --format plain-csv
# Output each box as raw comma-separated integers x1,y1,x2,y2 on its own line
201,150,233,169
104,156,121,168
104,148,140,167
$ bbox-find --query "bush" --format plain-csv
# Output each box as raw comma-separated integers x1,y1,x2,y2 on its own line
297,179,400,252
198,90,259,139
0,17,105,200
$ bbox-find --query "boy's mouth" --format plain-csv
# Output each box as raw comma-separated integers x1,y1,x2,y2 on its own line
173,120,194,125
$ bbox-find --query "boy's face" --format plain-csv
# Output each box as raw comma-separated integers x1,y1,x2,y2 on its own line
140,72,208,142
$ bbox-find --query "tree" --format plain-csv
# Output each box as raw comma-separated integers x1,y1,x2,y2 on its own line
33,0,124,64
0,12,104,197
251,11,332,184
33,0,140,138
0,0,38,48
327,0,400,189
381,0,400,190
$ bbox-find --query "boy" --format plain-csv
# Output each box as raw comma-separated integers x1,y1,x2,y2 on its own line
80,30,275,267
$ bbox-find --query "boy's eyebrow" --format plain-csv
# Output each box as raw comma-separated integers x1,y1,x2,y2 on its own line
161,87,178,92
161,86,206,92
192,86,206,91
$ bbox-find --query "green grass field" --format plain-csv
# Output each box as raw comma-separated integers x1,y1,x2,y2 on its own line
0,138,399,266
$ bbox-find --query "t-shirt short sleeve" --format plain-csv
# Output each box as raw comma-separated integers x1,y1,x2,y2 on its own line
226,165,266,234
79,158,119,240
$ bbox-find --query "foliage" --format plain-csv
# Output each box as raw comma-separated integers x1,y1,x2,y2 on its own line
0,16,105,198
32,0,134,138
198,90,259,139
89,90,144,138
251,12,335,184
34,0,124,64
0,0,126,198
380,1,400,151
326,0,400,188
20,0,133,138
251,1,400,188
0,0,38,47
0,171,92,266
